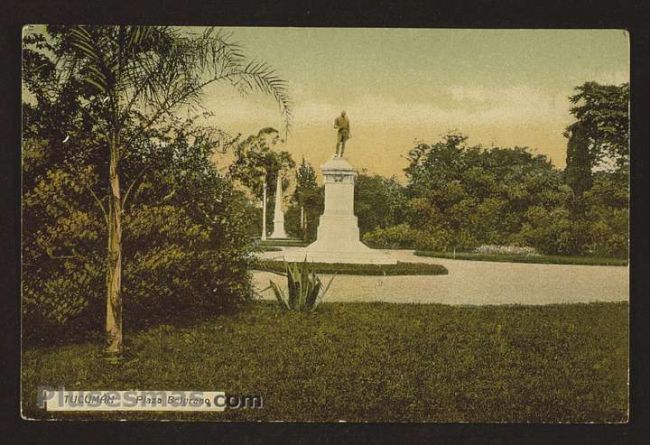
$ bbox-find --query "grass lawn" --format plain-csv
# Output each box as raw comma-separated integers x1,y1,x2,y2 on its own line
22,301,628,422
253,260,448,275
415,250,628,266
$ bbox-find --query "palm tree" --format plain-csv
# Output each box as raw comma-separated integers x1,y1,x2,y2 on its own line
58,25,292,355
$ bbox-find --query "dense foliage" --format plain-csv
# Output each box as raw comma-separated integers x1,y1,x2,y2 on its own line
285,158,323,241
568,82,629,170
360,82,629,257
228,128,295,237
362,125,627,257
354,172,408,235
364,132,571,252
22,25,291,345
23,120,256,344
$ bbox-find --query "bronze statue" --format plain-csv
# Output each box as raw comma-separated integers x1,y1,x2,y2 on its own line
334,111,351,157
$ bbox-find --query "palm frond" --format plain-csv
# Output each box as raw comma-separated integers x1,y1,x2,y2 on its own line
57,25,293,153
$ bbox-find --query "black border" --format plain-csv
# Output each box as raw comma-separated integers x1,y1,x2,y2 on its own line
2,0,650,443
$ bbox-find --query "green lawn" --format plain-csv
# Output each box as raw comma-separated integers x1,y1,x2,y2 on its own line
415,250,628,266
253,260,448,275
22,301,628,422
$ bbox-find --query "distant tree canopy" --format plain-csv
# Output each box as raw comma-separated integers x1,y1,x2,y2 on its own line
228,128,295,200
397,133,566,251
285,159,322,241
568,81,629,171
362,81,629,258
563,81,629,218
364,127,627,257
227,128,296,237
354,172,408,235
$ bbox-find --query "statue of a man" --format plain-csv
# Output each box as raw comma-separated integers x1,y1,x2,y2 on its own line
333,111,351,157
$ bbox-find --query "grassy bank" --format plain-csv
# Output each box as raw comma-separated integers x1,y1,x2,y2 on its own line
22,301,628,422
415,250,628,266
253,260,448,275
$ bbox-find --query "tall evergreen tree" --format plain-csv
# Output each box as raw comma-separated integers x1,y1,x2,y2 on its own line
564,122,593,218
293,158,319,240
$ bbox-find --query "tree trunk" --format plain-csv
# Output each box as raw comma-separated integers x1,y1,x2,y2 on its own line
105,139,123,355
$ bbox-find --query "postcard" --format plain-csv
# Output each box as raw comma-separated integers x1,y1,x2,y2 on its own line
21,25,629,422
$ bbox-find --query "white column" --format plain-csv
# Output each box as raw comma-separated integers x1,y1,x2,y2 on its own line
270,173,287,239
261,178,267,241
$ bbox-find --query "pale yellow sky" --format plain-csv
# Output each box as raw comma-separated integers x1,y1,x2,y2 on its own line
23,26,630,179
201,28,629,179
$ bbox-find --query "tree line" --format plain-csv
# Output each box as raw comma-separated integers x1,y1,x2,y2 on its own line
287,83,629,259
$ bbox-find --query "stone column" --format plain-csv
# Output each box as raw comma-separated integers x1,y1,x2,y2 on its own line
261,179,267,241
270,173,287,239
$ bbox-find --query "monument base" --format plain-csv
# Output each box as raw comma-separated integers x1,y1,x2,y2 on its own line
268,230,288,240
279,155,397,265
281,241,397,264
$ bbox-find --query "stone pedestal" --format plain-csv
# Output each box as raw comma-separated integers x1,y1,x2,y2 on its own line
283,157,396,264
269,174,288,239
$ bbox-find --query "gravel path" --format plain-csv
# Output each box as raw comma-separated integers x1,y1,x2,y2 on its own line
253,248,629,305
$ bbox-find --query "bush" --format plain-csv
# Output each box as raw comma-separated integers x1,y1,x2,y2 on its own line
22,140,255,345
518,206,585,255
362,224,419,249
413,228,455,252
518,204,627,258
121,202,254,330
22,166,106,344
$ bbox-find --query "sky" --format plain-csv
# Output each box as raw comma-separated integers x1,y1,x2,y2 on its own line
199,27,628,179
23,26,629,179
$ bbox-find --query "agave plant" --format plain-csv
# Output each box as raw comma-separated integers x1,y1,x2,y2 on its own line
268,260,335,312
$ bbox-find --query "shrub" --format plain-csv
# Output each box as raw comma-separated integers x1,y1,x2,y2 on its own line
121,203,254,329
413,228,454,252
22,145,255,344
518,206,586,255
362,224,419,249
22,166,106,344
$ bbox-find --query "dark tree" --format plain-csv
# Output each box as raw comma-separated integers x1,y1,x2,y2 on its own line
292,158,320,240
564,122,593,218
569,81,629,171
